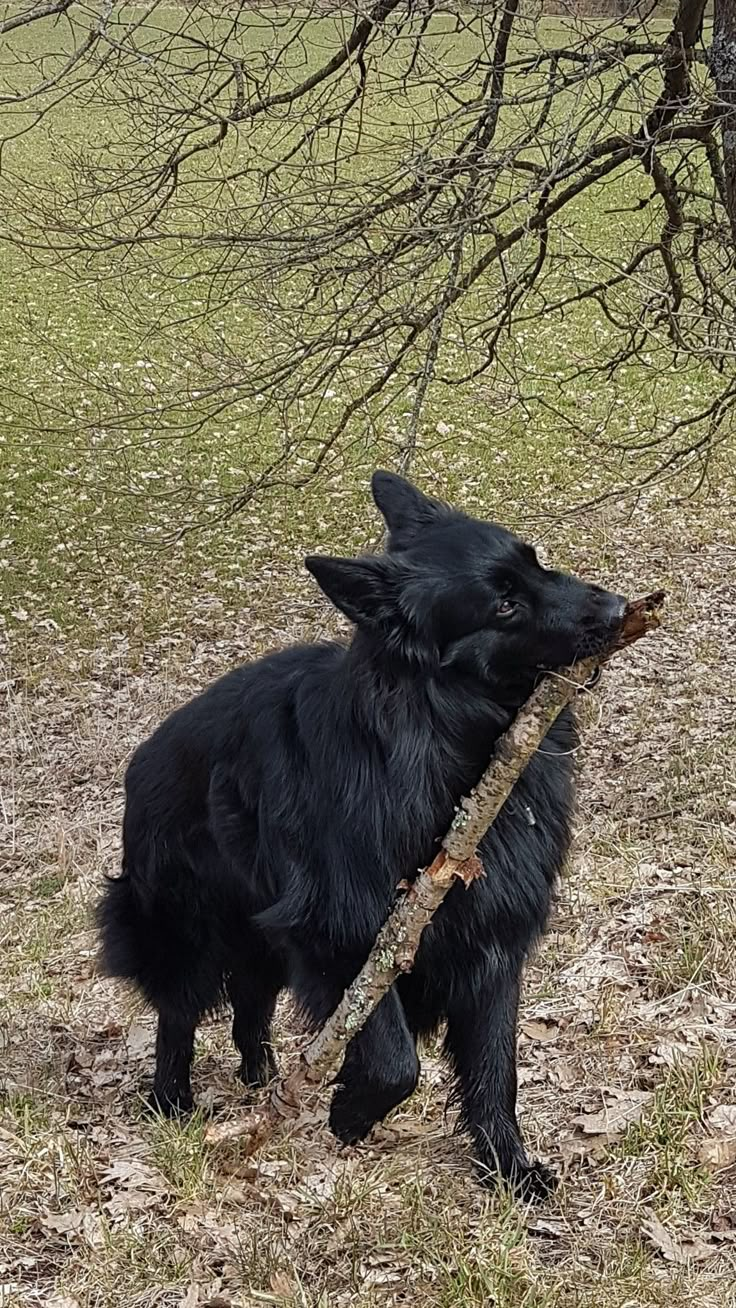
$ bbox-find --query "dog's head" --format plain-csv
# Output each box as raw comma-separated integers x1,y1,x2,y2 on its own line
306,472,625,687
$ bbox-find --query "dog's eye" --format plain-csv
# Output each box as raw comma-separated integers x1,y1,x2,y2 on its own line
498,598,516,617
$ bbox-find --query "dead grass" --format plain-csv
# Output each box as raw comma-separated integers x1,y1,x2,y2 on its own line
1,499,736,1308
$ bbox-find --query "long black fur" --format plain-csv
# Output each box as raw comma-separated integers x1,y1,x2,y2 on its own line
97,472,625,1198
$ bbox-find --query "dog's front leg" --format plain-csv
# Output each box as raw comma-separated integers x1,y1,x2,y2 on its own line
444,962,557,1201
293,953,420,1144
328,986,420,1143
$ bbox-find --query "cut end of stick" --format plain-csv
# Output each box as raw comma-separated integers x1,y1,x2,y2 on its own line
614,590,666,650
204,1111,275,1153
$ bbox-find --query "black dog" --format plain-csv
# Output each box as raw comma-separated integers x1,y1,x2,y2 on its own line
98,472,624,1198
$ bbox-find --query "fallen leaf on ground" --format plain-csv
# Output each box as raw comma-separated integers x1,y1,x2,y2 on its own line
521,1018,559,1043
41,1211,85,1235
550,1059,577,1090
559,1133,608,1164
204,1115,266,1148
642,1212,718,1264
648,1039,700,1067
360,1258,403,1287
269,1271,297,1299
101,1156,169,1216
101,1158,168,1191
527,1217,567,1237
126,1022,151,1060
573,1088,652,1142
108,1189,162,1216
708,1104,736,1134
698,1138,736,1170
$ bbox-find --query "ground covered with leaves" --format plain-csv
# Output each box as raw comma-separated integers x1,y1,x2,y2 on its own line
1,8,736,1302
2,483,735,1308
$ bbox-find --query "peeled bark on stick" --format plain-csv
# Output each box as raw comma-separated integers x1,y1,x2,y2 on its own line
205,590,665,1153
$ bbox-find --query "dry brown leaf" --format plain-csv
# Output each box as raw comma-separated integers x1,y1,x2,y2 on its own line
559,1133,608,1164
678,1236,719,1263
268,1271,297,1299
101,1158,168,1192
40,1208,102,1248
527,1217,567,1238
101,1156,169,1216
712,1211,736,1234
708,1104,736,1134
219,1180,257,1205
126,1022,151,1060
89,1052,125,1089
698,1138,736,1170
648,1039,700,1067
642,1213,686,1263
521,1019,559,1044
573,1089,652,1141
272,1190,302,1218
299,1164,342,1202
41,1211,86,1236
204,1116,264,1149
360,1258,403,1287
550,1059,577,1091
642,1213,718,1264
106,1188,165,1217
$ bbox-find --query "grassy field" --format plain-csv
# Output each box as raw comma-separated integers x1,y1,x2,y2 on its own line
1,8,736,1308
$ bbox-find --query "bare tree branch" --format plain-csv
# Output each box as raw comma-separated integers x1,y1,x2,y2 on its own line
0,0,75,38
0,0,733,522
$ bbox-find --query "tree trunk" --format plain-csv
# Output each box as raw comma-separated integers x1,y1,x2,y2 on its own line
712,0,736,242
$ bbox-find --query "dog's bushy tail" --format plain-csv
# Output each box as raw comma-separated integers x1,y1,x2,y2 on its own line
96,868,147,981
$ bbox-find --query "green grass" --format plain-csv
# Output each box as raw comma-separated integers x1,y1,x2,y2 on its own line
617,1051,721,1210
0,6,725,652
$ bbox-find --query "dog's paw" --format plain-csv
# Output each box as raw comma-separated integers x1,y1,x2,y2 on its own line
147,1088,194,1119
237,1047,277,1092
477,1157,558,1203
509,1160,558,1203
328,1089,375,1146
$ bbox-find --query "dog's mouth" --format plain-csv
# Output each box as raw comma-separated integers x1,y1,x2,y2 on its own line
538,619,627,673
575,626,622,660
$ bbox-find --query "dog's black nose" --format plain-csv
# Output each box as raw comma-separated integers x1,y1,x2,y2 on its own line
605,593,627,632
586,587,627,635
606,596,624,630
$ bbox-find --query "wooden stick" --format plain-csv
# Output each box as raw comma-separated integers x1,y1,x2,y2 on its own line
205,590,665,1152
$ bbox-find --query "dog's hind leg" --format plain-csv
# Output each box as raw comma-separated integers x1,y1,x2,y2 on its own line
226,929,285,1090
149,956,225,1116
151,1008,198,1116
444,963,556,1201
99,857,227,1117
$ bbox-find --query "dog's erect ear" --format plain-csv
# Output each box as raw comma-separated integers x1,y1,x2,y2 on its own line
371,470,447,547
305,554,396,627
